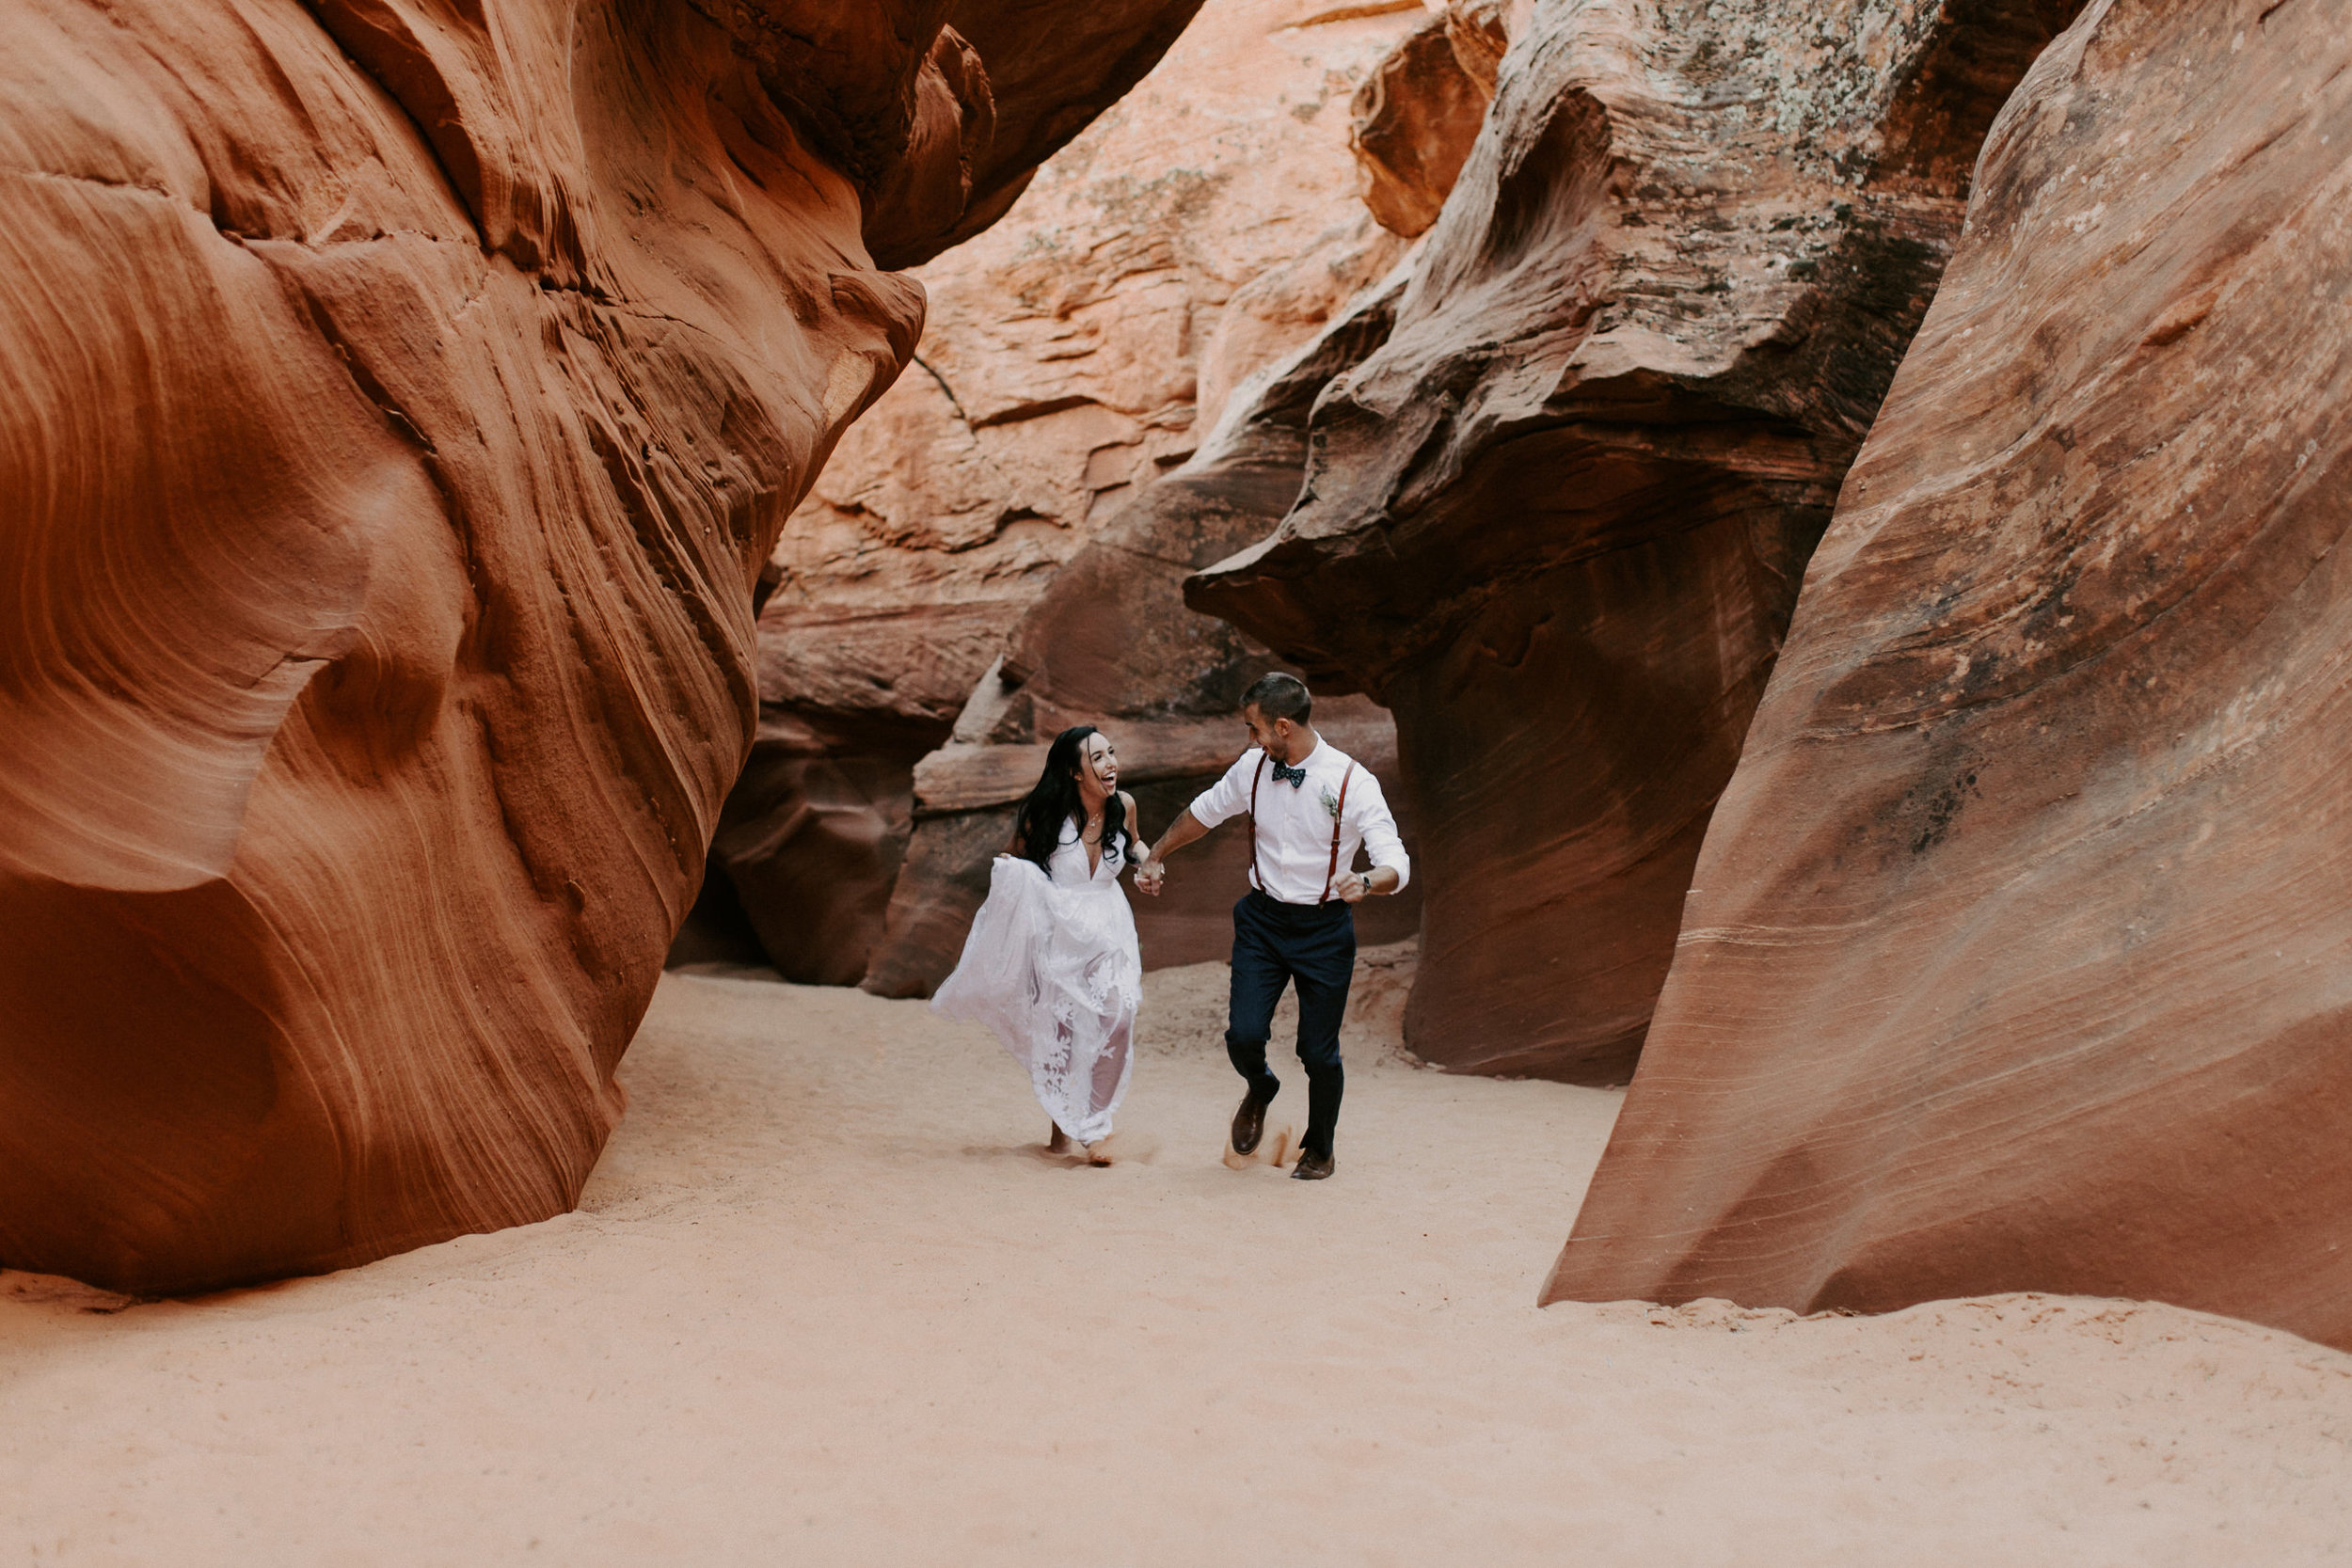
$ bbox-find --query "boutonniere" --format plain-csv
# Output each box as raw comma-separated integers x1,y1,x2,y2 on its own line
1319,785,1342,820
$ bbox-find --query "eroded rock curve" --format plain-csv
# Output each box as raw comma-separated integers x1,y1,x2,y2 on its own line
1547,0,2352,1352
0,0,1187,1291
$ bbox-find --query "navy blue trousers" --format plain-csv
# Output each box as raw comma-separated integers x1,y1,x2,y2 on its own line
1225,890,1355,1159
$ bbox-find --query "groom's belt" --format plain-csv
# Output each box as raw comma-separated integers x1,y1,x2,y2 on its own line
1242,887,1353,922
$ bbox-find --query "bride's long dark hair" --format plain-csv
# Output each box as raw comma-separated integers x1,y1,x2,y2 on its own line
1013,725,1137,874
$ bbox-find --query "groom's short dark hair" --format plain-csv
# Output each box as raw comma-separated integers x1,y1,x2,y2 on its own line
1242,672,1312,725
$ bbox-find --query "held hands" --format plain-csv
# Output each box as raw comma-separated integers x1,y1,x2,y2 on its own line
1134,855,1167,897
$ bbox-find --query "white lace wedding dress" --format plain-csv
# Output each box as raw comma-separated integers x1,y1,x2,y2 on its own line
931,821,1142,1145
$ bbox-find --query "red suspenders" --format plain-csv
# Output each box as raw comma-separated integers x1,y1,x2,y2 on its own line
1247,753,1358,905
1248,753,1265,892
1322,763,1355,902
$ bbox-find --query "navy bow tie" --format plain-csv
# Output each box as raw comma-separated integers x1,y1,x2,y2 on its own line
1271,761,1309,788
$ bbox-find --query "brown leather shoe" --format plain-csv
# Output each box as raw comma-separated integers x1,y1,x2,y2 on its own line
1231,1093,1272,1156
1291,1150,1335,1180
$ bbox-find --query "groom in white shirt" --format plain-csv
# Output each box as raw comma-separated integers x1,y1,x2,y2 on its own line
1135,673,1411,1180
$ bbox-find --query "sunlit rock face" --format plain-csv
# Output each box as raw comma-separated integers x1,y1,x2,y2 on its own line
697,0,1426,987
1189,0,2085,1083
0,0,1197,1292
1547,0,2352,1352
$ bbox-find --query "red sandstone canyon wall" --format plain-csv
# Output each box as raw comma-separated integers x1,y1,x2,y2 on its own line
689,0,1438,987
1187,0,2086,1083
1547,0,2352,1352
0,0,1197,1292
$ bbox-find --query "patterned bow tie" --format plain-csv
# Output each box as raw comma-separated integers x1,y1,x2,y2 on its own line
1271,761,1309,788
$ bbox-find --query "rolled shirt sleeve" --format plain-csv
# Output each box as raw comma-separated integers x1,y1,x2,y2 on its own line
1186,748,1263,831
1350,770,1411,891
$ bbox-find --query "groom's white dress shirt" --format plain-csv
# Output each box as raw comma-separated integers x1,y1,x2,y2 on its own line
1186,739,1411,906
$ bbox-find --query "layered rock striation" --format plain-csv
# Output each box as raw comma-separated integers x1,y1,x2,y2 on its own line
0,0,1192,1291
1188,0,2085,1082
1547,0,2352,1351
702,0,1424,986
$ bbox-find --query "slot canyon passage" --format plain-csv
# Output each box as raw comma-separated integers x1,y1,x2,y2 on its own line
5,0,2352,1562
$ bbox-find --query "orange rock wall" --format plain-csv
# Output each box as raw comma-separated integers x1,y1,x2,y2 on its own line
1547,0,2352,1351
0,0,1192,1291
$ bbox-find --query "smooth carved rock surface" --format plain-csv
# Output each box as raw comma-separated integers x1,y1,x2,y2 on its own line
706,0,1422,986
1547,0,2352,1352
0,0,1184,1292
682,0,1210,269
1190,0,2085,1083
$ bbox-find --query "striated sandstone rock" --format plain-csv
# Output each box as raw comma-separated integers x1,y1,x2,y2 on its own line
683,0,1211,270
1546,0,2352,1352
1190,0,2085,1082
705,0,1422,986
1349,4,1500,237
0,0,1186,1292
1438,0,1520,91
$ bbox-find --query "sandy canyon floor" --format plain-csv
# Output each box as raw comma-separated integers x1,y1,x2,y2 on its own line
6,957,2351,1564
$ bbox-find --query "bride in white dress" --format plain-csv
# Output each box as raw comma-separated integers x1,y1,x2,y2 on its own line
932,725,1144,1164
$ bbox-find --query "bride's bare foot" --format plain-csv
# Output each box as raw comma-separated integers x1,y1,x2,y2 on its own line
1083,1140,1113,1166
1047,1125,1071,1154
